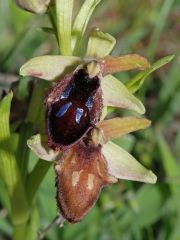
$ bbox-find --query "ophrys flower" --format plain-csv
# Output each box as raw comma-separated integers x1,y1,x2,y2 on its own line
22,29,157,223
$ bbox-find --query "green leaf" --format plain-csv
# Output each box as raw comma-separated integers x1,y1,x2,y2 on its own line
101,75,145,114
97,117,151,142
86,28,116,58
27,134,59,161
157,133,180,201
0,147,29,225
25,206,39,240
0,217,12,236
120,185,165,230
56,0,73,55
102,141,157,183
0,92,12,142
20,55,82,81
126,55,175,93
147,0,175,60
0,94,29,225
72,0,102,54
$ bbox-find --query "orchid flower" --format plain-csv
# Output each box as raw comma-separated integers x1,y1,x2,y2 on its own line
21,28,157,223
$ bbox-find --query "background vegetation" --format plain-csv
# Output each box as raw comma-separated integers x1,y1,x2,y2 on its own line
0,0,180,239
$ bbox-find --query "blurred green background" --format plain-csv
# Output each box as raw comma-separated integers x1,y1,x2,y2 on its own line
0,0,180,239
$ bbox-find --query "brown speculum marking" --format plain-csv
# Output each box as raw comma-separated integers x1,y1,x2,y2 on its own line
46,68,102,150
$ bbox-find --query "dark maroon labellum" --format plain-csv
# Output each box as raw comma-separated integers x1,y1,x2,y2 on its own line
46,68,102,150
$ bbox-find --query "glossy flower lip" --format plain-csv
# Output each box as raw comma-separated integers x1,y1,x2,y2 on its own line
45,66,103,151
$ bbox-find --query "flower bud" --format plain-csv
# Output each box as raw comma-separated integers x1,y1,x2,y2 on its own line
15,0,52,14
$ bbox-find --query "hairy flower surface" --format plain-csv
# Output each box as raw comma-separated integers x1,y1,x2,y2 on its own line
23,29,158,223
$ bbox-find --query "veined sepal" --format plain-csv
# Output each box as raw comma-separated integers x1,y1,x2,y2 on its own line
97,117,151,142
20,55,82,81
102,141,157,184
86,29,116,58
101,75,145,114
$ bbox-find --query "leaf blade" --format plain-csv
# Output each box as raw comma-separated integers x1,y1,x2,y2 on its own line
56,0,73,55
126,55,175,93
72,0,102,54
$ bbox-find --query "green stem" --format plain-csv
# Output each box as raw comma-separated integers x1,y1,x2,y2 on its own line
48,7,59,45
16,123,33,181
13,222,27,240
26,160,52,203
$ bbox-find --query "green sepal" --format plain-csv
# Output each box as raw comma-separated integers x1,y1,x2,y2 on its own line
102,141,157,184
86,28,116,58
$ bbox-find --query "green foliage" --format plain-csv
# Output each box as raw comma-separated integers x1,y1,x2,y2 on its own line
0,0,179,239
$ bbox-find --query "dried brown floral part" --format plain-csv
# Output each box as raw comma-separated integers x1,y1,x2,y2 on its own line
45,67,102,151
100,54,150,76
55,142,115,223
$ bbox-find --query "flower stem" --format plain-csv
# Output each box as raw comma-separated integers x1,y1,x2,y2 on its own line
13,222,27,240
26,160,52,204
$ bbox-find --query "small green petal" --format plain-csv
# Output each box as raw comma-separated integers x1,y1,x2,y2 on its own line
100,54,150,75
102,142,157,184
97,117,151,142
20,55,82,80
15,0,51,14
72,0,102,54
86,28,116,58
27,134,60,161
101,75,145,114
